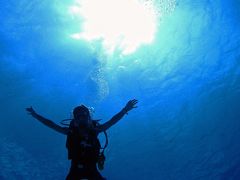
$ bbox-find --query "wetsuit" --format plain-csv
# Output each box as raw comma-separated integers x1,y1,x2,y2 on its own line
66,124,105,180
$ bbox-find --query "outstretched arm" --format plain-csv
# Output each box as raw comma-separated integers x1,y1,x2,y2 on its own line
97,99,138,132
26,107,69,135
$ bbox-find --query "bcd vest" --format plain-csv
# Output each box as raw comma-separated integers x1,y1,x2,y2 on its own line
66,121,101,164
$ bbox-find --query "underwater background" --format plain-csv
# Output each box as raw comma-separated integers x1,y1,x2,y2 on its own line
0,0,240,179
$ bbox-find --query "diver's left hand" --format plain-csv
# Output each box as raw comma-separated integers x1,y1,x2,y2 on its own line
26,106,37,116
123,99,138,113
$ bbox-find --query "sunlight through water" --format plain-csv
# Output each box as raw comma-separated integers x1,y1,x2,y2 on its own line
68,0,175,55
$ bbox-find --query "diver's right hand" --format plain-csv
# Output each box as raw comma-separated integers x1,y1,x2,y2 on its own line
26,106,36,116
123,99,138,113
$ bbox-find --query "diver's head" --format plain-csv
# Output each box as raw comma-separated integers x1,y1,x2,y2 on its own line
73,105,91,127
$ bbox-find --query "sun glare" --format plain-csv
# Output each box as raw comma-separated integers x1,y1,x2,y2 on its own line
69,0,158,55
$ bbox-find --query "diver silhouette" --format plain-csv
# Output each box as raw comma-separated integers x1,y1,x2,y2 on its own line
26,99,138,180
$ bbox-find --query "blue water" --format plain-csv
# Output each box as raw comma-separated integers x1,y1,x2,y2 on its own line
0,0,240,179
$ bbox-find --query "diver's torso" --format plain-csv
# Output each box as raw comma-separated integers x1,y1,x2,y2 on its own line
66,124,100,164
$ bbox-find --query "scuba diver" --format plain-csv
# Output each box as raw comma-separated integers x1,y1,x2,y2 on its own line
26,99,138,180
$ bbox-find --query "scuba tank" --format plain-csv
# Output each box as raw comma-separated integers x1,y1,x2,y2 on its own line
60,118,108,170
